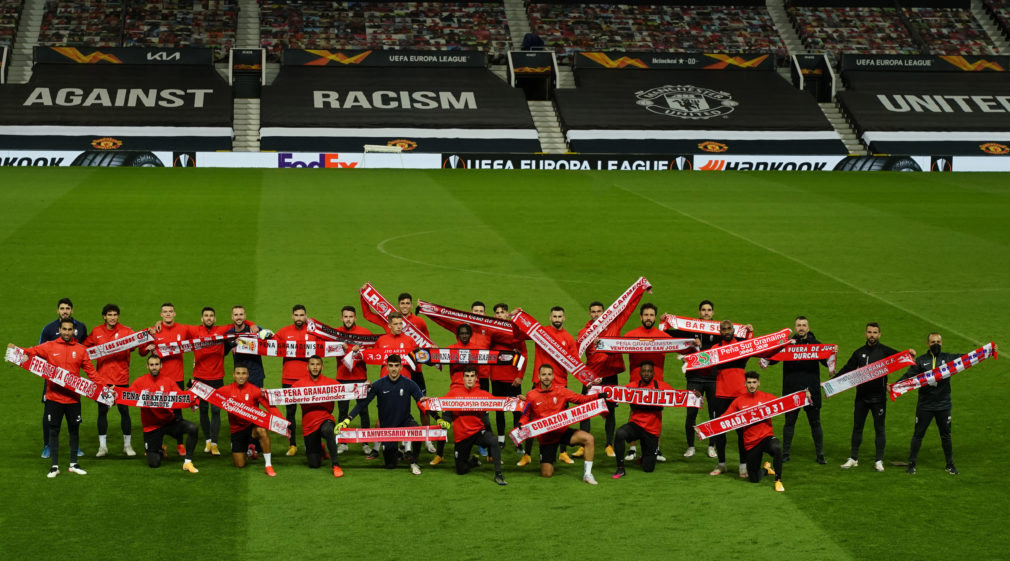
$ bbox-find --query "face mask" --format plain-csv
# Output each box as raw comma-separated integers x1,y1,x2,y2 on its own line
930,344,942,355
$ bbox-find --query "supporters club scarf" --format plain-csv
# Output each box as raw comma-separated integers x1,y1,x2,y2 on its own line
658,314,753,339
191,381,291,437
594,337,697,354
342,348,410,371
86,329,154,360
510,308,597,385
235,337,347,358
419,397,526,413
694,390,810,440
155,334,239,357
821,350,915,398
680,329,792,373
404,348,526,372
598,385,703,408
336,426,447,443
508,398,608,446
416,300,516,337
359,283,436,348
576,276,653,357
306,318,379,346
264,383,370,406
5,346,115,406
114,387,196,409
759,344,838,375
889,343,997,401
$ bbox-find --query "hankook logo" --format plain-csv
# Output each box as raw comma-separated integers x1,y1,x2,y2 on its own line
635,85,737,119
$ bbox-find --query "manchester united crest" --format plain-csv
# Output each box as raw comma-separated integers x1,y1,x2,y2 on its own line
635,85,737,119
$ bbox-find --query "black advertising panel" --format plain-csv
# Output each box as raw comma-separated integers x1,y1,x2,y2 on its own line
232,49,264,74
511,51,555,75
281,49,486,68
573,52,775,71
839,54,1008,72
34,46,214,65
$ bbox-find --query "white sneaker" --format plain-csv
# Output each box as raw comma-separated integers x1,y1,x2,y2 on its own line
683,446,696,458
96,446,108,458
874,460,885,472
68,464,87,475
124,445,136,457
47,467,59,479
840,458,858,469
656,453,667,463
707,446,717,458
362,444,373,455
739,464,748,478
410,463,422,475
624,447,637,461
583,473,598,485
425,441,437,454
336,443,348,454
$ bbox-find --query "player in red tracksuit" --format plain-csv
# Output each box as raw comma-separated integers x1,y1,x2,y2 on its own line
129,354,200,473
437,366,507,485
532,306,578,390
622,303,673,384
272,304,322,455
137,302,194,388
466,301,493,390
191,306,232,456
723,371,787,492
292,356,343,477
709,320,751,478
372,313,420,380
84,303,139,458
13,317,99,477
431,323,486,464
334,305,376,458
489,303,528,451
218,365,284,476
519,363,601,484
577,300,629,458
612,361,672,478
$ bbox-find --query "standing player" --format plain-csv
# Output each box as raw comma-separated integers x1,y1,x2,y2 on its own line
489,303,526,453
722,371,787,492
709,320,751,478
398,292,436,450
772,316,827,464
621,302,672,461
467,301,493,391
836,322,901,472
518,364,601,484
272,304,316,456
293,356,343,477
38,297,88,459
11,317,97,477
84,304,137,457
666,299,718,459
577,300,626,458
437,366,507,485
218,365,283,476
191,307,231,456
531,306,578,464
130,354,200,473
341,354,429,475
224,305,264,387
612,361,671,479
334,305,375,458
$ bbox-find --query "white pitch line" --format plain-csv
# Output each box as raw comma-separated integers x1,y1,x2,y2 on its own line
617,185,982,343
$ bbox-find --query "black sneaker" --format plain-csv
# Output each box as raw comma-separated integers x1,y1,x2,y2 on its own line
906,464,916,474
946,464,959,475
494,472,508,486
816,455,827,465
782,453,791,462
364,450,379,460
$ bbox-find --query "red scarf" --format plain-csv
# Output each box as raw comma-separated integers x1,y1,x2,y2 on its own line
191,381,291,436
416,300,516,337
235,337,347,358
889,343,997,401
155,334,239,357
359,282,436,348
420,397,526,412
759,344,838,374
341,348,408,371
576,276,652,356
599,385,703,408
680,328,792,372
115,387,197,409
594,337,697,354
694,390,809,440
822,350,915,398
336,426,447,443
306,317,379,346
508,398,608,446
659,314,753,339
5,346,115,406
510,308,597,385
264,383,369,406
404,348,526,371
86,329,154,359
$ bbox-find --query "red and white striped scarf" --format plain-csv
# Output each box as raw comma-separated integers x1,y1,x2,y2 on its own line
821,350,915,398
5,346,115,406
416,300,516,337
404,348,526,372
680,329,792,372
889,342,997,401
235,337,347,358
336,426,447,443
599,385,703,408
594,337,697,354
360,282,436,348
155,334,239,357
191,381,291,436
659,314,753,339
510,308,597,385
508,398,608,446
694,390,810,440
306,318,379,346
759,344,838,375
576,276,652,356
341,348,409,371
115,387,196,409
86,329,154,360
264,383,370,406
420,396,526,412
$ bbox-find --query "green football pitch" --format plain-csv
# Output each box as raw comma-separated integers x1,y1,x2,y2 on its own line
0,168,1007,561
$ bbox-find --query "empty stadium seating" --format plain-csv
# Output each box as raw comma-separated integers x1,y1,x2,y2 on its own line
0,0,22,48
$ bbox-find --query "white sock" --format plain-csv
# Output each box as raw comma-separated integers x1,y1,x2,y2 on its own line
205,439,212,445
584,460,593,477
497,436,505,445
123,435,131,446
263,453,272,467
183,459,193,465
98,435,107,447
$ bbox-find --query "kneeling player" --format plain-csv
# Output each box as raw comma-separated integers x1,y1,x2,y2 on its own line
130,355,199,473
726,371,787,492
612,361,670,479
294,355,343,477
439,366,506,485
218,365,282,476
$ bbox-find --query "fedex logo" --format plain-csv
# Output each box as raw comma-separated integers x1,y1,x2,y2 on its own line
278,153,359,168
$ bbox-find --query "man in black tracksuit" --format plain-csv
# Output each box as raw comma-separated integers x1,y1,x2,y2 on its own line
900,333,962,475
835,322,902,472
768,316,827,464
665,299,719,459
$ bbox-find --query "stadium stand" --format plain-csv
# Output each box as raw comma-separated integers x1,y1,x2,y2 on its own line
37,0,123,47
905,6,997,54
985,0,1010,38
526,2,787,62
788,4,919,57
258,1,511,63
0,0,22,48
